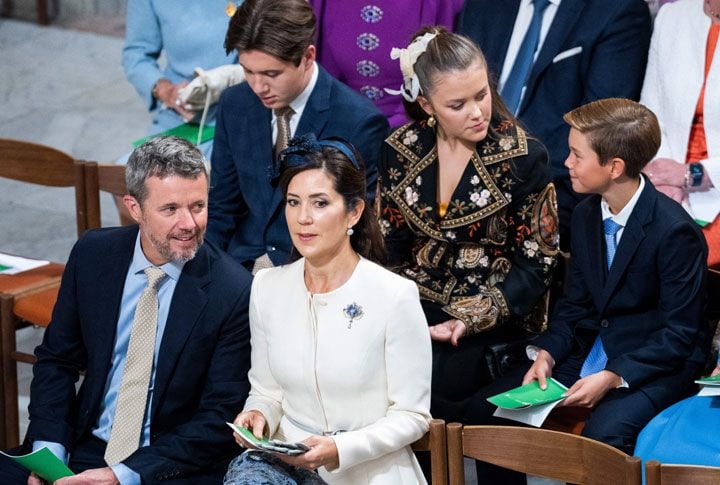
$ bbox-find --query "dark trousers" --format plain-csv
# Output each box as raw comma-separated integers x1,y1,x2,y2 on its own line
462,354,697,484
0,434,107,484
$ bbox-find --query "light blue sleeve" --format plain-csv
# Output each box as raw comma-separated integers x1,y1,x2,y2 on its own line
112,463,141,485
32,440,68,465
122,0,164,111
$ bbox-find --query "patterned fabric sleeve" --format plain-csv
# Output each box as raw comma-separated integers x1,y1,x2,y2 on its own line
377,142,415,269
444,138,559,335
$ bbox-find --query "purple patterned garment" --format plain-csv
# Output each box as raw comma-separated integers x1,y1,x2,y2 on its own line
309,0,464,127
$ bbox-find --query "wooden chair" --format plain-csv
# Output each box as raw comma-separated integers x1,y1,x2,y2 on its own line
1,0,59,25
0,139,85,448
447,424,641,485
411,418,448,485
645,460,720,485
82,161,131,229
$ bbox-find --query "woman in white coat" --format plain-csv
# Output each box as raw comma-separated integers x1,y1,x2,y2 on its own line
224,133,432,484
641,0,720,266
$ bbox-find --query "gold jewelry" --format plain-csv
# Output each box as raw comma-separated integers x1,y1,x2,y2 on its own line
427,115,436,128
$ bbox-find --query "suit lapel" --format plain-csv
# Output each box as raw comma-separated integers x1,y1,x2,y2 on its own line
584,199,606,304
600,182,654,309
521,0,585,113
89,228,137,412
150,245,210,418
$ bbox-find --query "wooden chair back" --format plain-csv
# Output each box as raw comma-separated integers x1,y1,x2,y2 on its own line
646,460,720,485
447,424,641,485
411,419,448,485
0,138,86,236
83,161,130,229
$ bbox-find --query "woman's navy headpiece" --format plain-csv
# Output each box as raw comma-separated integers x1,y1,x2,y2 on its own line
269,133,361,184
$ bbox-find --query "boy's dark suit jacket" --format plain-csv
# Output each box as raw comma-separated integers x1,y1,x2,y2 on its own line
25,226,252,483
207,65,388,267
535,180,710,407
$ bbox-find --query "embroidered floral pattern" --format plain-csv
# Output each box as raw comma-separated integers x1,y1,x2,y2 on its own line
379,120,558,335
356,60,380,77
357,33,380,50
360,5,383,23
360,85,383,100
402,129,418,146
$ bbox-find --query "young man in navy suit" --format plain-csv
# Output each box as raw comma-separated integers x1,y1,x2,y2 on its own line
465,98,711,483
207,0,388,273
0,137,252,485
458,0,652,249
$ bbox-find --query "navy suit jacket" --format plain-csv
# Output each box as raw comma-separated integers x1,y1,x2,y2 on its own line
26,226,252,483
534,181,710,404
459,0,651,233
207,65,389,267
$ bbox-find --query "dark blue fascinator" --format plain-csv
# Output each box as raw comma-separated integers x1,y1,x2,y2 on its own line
268,133,361,184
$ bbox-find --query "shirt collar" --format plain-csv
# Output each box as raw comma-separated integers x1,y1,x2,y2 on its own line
288,62,318,114
131,231,184,282
601,175,645,226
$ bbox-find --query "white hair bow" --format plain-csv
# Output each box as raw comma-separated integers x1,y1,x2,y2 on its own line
385,32,438,102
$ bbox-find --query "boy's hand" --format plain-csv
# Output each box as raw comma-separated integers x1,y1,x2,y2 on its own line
560,370,621,408
522,349,554,390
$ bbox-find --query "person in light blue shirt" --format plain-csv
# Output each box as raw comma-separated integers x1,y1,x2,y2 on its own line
120,0,239,161
0,136,252,485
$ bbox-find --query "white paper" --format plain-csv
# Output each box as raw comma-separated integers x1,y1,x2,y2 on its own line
493,399,564,427
0,253,49,275
697,386,720,397
686,188,720,224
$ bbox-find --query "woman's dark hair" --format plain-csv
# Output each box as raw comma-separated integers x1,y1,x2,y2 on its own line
279,137,387,265
403,26,517,133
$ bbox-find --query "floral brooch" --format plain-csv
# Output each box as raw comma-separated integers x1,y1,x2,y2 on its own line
343,302,364,329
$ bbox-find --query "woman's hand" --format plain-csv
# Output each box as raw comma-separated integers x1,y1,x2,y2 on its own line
153,78,195,120
654,184,687,204
232,409,267,447
644,158,686,188
711,361,720,377
275,435,339,471
429,319,467,346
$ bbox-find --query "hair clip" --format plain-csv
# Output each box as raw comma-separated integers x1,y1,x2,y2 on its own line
385,32,438,102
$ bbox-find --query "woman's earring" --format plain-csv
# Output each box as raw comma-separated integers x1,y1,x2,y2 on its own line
427,115,436,128
346,227,355,236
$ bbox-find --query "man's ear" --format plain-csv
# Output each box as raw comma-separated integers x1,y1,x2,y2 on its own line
417,95,434,118
123,195,143,224
303,45,316,67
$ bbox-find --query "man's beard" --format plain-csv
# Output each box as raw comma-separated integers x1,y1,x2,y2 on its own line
148,229,204,264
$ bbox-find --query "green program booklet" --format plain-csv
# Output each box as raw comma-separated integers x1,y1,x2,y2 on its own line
488,378,568,409
132,123,215,147
696,373,720,386
488,378,568,427
0,447,74,482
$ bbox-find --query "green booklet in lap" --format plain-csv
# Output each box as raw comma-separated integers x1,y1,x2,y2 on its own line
488,378,568,409
0,447,73,481
132,123,216,147
696,374,720,386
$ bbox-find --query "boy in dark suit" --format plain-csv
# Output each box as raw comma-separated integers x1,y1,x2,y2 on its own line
465,98,710,483
207,0,388,273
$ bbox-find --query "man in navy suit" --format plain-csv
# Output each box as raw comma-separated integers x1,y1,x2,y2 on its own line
464,99,710,483
208,0,389,272
0,137,252,484
458,0,651,248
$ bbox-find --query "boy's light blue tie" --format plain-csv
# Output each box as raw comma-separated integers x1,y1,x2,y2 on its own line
500,0,551,114
579,218,623,378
